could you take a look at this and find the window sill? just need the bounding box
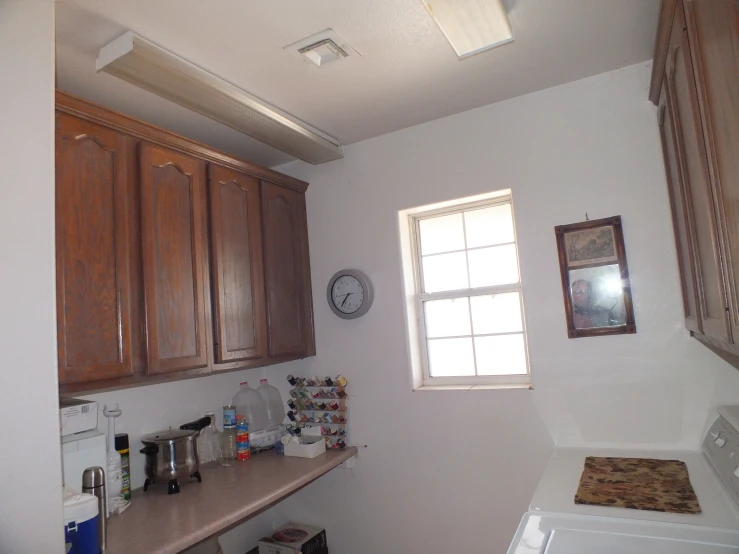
[413,383,532,392]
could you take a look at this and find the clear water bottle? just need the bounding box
[198,411,222,464]
[221,426,237,466]
[258,379,286,427]
[232,381,268,432]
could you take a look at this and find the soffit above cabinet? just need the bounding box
[55,0,659,167]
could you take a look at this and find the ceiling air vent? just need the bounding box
[285,30,358,67]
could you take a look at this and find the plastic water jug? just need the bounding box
[232,381,268,432]
[258,379,286,427]
[64,491,100,554]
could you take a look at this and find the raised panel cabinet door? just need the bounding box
[685,0,739,331]
[56,113,134,384]
[659,88,702,334]
[208,164,267,363]
[261,182,315,358]
[664,4,731,344]
[140,143,209,374]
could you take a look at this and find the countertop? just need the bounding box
[106,448,358,554]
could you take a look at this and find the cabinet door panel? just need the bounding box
[209,164,267,363]
[140,143,209,374]
[261,182,314,358]
[56,113,133,383]
[665,5,731,343]
[659,90,701,334]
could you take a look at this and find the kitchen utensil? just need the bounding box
[81,467,106,552]
[140,416,210,494]
[102,404,124,514]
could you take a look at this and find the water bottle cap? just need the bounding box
[240,381,248,386]
[260,379,268,383]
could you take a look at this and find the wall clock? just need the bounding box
[326,269,374,319]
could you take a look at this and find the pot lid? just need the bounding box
[141,428,196,443]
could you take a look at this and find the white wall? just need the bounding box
[0,1,64,551]
[267,62,739,554]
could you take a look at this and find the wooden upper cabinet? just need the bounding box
[139,143,210,374]
[56,93,315,391]
[659,88,702,334]
[261,181,315,358]
[684,0,739,330]
[208,164,267,363]
[663,2,731,344]
[56,113,134,384]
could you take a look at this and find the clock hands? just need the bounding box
[340,293,352,307]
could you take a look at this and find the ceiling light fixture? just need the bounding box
[422,0,514,59]
[97,32,343,165]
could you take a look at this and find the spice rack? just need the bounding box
[285,375,349,451]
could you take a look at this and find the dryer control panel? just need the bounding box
[703,406,739,508]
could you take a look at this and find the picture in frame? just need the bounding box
[554,216,636,338]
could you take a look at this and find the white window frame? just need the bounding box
[400,192,531,390]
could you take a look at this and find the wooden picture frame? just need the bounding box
[555,216,636,338]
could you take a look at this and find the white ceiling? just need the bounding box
[55,0,660,168]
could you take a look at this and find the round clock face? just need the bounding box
[327,269,374,319]
[331,275,364,314]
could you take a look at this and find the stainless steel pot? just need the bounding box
[140,416,210,494]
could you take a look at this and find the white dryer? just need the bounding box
[508,406,739,553]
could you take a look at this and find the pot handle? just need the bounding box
[180,416,211,433]
[140,445,159,455]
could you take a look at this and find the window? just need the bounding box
[400,191,530,389]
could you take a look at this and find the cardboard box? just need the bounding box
[283,436,326,459]
[59,398,98,437]
[258,523,327,554]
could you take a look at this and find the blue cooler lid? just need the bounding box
[63,492,99,526]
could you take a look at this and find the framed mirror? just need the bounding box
[554,216,636,338]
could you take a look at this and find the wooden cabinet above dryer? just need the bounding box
[651,0,739,365]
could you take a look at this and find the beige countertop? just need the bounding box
[106,448,358,554]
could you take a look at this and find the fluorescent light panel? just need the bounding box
[97,32,343,165]
[422,0,514,59]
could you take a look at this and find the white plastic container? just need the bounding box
[283,436,326,459]
[59,398,98,437]
[232,381,268,432]
[258,379,286,427]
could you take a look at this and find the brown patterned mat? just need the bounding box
[574,457,701,514]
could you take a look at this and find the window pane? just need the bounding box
[475,334,527,375]
[422,251,469,292]
[428,338,475,377]
[419,213,465,255]
[468,244,519,287]
[470,292,522,335]
[425,298,471,338]
[464,204,514,248]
